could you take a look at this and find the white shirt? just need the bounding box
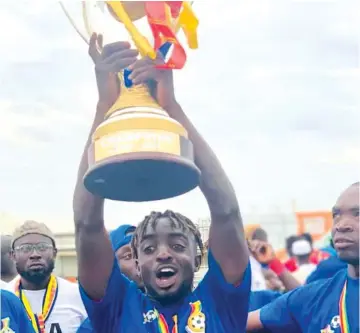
[292,263,317,284]
[250,256,267,291]
[0,279,8,289]
[6,277,87,333]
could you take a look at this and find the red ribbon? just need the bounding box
[145,1,187,69]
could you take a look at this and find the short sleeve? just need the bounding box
[260,289,302,333]
[196,251,251,332]
[79,258,130,332]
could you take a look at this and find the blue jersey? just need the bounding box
[260,269,359,333]
[249,290,282,311]
[1,289,35,332]
[76,318,92,333]
[80,251,251,333]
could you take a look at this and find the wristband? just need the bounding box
[268,258,286,276]
[284,258,298,272]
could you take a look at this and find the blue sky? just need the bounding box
[1,1,359,233]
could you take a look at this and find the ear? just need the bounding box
[10,249,16,262]
[53,248,58,259]
[135,258,141,277]
[194,254,202,272]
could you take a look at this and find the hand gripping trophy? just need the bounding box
[60,1,200,202]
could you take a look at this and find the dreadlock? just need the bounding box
[131,210,204,264]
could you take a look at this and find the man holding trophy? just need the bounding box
[66,2,251,332]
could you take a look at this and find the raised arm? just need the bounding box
[129,57,248,284]
[73,34,138,299]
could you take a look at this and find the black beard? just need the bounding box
[16,260,55,286]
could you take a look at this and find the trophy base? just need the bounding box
[83,152,200,202]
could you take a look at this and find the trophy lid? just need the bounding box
[109,1,146,22]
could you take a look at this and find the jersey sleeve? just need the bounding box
[78,258,130,332]
[196,250,251,332]
[259,288,302,333]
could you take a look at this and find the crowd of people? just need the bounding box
[1,34,359,333]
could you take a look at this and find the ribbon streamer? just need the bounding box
[146,1,187,70]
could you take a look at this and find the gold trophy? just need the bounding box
[60,2,200,202]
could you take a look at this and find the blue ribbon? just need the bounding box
[124,42,172,88]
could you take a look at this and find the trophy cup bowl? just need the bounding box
[60,1,200,202]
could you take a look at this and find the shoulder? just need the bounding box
[306,257,347,284]
[57,277,86,312]
[284,269,346,306]
[0,279,8,289]
[57,276,78,287]
[4,278,17,292]
[1,290,23,311]
[57,277,83,295]
[1,289,19,302]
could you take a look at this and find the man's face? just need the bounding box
[137,217,197,305]
[12,234,56,284]
[115,244,142,287]
[332,184,359,265]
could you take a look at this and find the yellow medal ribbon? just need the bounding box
[15,274,58,333]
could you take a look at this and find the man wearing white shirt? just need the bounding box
[6,220,86,333]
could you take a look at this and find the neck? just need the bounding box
[347,264,359,279]
[21,275,51,290]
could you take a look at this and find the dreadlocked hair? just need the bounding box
[131,210,205,263]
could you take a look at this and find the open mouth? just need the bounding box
[155,266,178,289]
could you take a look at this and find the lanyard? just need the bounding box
[15,275,58,333]
[339,281,350,333]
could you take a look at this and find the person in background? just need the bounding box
[289,233,317,283]
[284,233,318,283]
[1,235,17,285]
[247,182,359,332]
[249,237,300,292]
[247,236,301,313]
[7,220,87,333]
[74,34,250,333]
[1,289,36,332]
[77,224,142,333]
[245,225,268,291]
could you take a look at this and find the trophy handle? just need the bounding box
[59,2,89,45]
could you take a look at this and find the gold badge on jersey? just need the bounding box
[185,301,206,333]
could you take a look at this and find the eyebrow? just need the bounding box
[140,232,188,243]
[332,206,359,211]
